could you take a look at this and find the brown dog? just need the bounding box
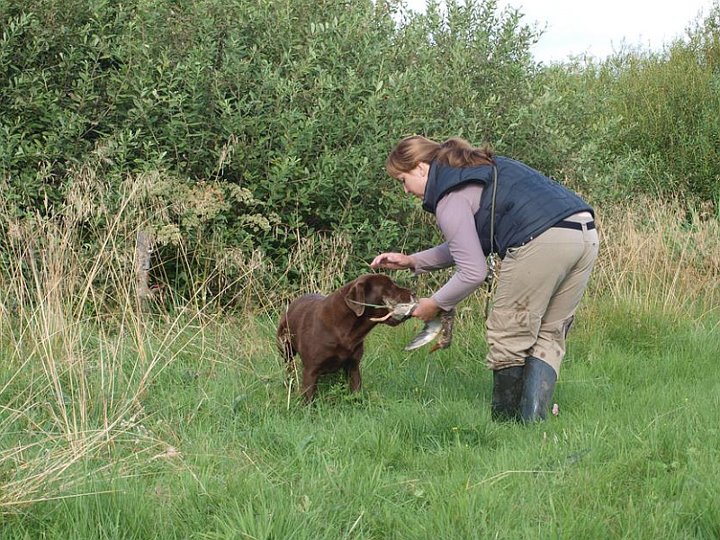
[277,274,413,402]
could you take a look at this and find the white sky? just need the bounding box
[404,0,714,63]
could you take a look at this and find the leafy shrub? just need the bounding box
[0,0,545,297]
[1,0,718,303]
[545,4,720,205]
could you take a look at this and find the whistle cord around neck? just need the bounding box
[345,299,388,309]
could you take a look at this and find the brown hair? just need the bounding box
[385,135,494,177]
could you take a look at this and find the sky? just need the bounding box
[404,0,714,63]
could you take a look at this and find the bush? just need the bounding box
[547,4,720,205]
[1,0,718,303]
[1,0,545,297]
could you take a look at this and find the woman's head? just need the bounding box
[386,135,494,179]
[385,136,442,178]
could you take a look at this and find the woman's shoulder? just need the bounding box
[437,184,483,214]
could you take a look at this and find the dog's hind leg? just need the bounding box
[301,367,319,403]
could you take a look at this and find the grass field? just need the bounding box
[1,302,719,539]
[1,201,719,539]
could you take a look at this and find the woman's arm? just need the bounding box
[431,184,488,310]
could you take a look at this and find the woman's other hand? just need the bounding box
[412,297,440,322]
[370,252,415,271]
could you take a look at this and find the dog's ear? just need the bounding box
[344,280,366,316]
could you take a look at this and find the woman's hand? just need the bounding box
[412,297,440,322]
[370,252,415,271]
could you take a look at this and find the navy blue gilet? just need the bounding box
[421,157,594,258]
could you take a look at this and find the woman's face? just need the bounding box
[396,162,429,199]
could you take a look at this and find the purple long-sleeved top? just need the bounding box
[412,184,488,310]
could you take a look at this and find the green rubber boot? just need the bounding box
[519,357,557,422]
[491,366,524,422]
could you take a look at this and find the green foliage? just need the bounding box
[1,0,719,299]
[536,4,720,204]
[0,0,544,295]
[603,45,720,202]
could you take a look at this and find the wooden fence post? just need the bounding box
[135,230,154,305]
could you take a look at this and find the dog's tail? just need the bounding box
[276,316,295,373]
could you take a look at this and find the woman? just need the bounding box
[371,135,599,422]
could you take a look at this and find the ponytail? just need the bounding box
[436,137,495,168]
[386,135,494,177]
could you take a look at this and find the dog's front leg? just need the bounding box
[345,354,362,393]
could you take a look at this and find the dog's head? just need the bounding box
[344,274,414,326]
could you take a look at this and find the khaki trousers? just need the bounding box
[486,223,599,375]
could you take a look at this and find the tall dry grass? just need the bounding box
[592,198,719,321]
[0,170,231,511]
